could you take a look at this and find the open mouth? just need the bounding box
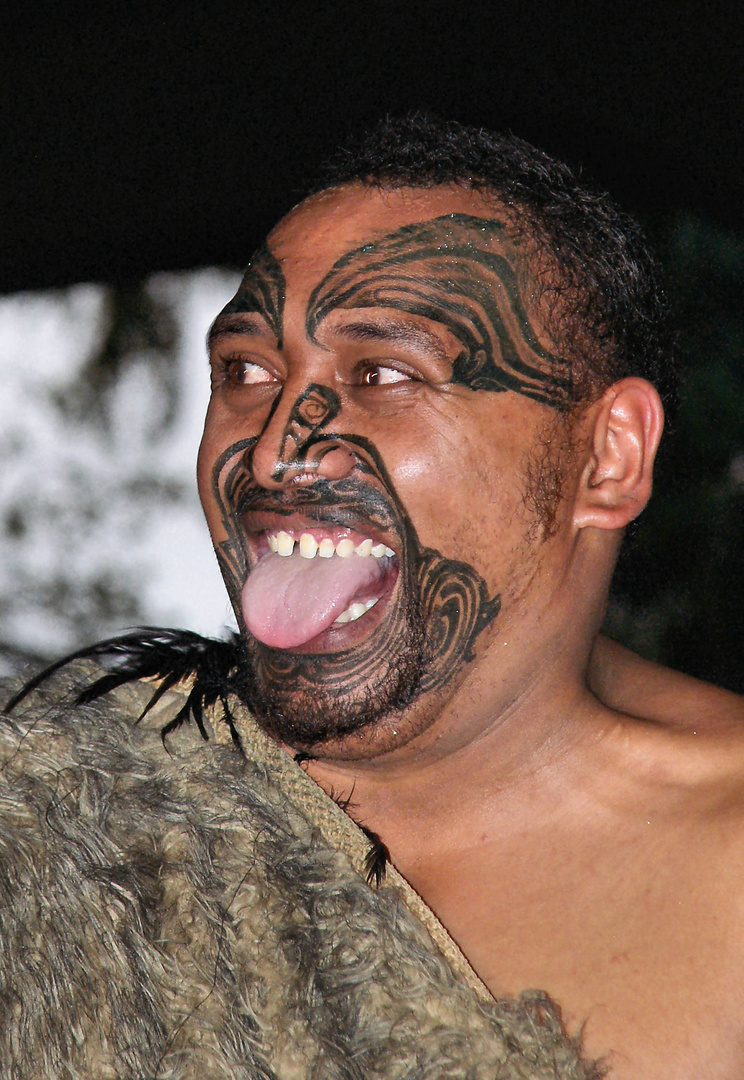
[240,518,400,652]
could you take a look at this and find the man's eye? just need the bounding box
[360,364,412,386]
[222,358,276,386]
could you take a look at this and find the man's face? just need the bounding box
[198,185,572,754]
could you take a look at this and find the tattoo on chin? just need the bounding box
[205,210,576,746]
[211,434,500,748]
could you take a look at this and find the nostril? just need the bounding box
[270,458,315,484]
[311,442,357,481]
[245,382,350,489]
[268,443,356,485]
[248,438,357,488]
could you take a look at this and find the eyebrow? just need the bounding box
[331,319,452,361]
[207,313,275,351]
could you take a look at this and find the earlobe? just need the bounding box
[573,378,664,531]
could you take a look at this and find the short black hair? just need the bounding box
[310,114,676,409]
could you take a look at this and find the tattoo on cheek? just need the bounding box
[415,548,500,694]
[210,424,501,709]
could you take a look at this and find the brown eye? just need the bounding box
[225,359,275,386]
[360,364,411,386]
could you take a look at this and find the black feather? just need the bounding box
[6,628,390,885]
[360,825,389,887]
[318,784,387,885]
[4,627,245,750]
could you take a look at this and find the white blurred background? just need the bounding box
[2,223,744,691]
[0,270,241,675]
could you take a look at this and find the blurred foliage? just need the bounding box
[2,231,741,692]
[0,277,190,667]
[606,216,744,692]
[56,281,180,430]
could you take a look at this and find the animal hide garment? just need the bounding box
[0,657,601,1079]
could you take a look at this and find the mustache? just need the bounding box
[232,472,401,534]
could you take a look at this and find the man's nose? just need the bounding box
[247,381,358,489]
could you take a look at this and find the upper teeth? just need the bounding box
[268,531,395,560]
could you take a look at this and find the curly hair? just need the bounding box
[310,114,676,410]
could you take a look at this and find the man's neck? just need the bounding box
[303,652,608,851]
[302,536,617,852]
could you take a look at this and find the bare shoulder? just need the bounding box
[588,635,744,816]
[589,634,744,732]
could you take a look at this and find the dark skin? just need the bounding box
[207,211,552,747]
[199,183,744,1078]
[211,429,500,746]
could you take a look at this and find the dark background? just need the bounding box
[2,0,744,688]
[3,0,742,290]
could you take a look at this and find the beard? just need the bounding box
[232,584,427,751]
[213,437,501,752]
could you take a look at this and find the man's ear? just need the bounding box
[573,378,664,530]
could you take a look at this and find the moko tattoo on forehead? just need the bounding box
[306,213,571,408]
[211,424,500,746]
[221,243,286,346]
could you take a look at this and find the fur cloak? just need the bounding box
[0,661,600,1079]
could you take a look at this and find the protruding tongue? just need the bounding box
[242,551,387,649]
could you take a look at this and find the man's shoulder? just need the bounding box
[597,654,744,822]
[640,664,744,735]
[0,633,603,1080]
[591,636,744,732]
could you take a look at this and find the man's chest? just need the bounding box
[404,829,744,1078]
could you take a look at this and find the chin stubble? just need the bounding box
[233,590,427,749]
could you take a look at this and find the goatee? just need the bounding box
[233,603,426,750]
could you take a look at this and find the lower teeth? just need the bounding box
[334,597,379,624]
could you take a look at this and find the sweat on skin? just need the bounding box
[200,193,571,749]
[199,183,744,1079]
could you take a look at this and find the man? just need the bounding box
[3,117,743,1079]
